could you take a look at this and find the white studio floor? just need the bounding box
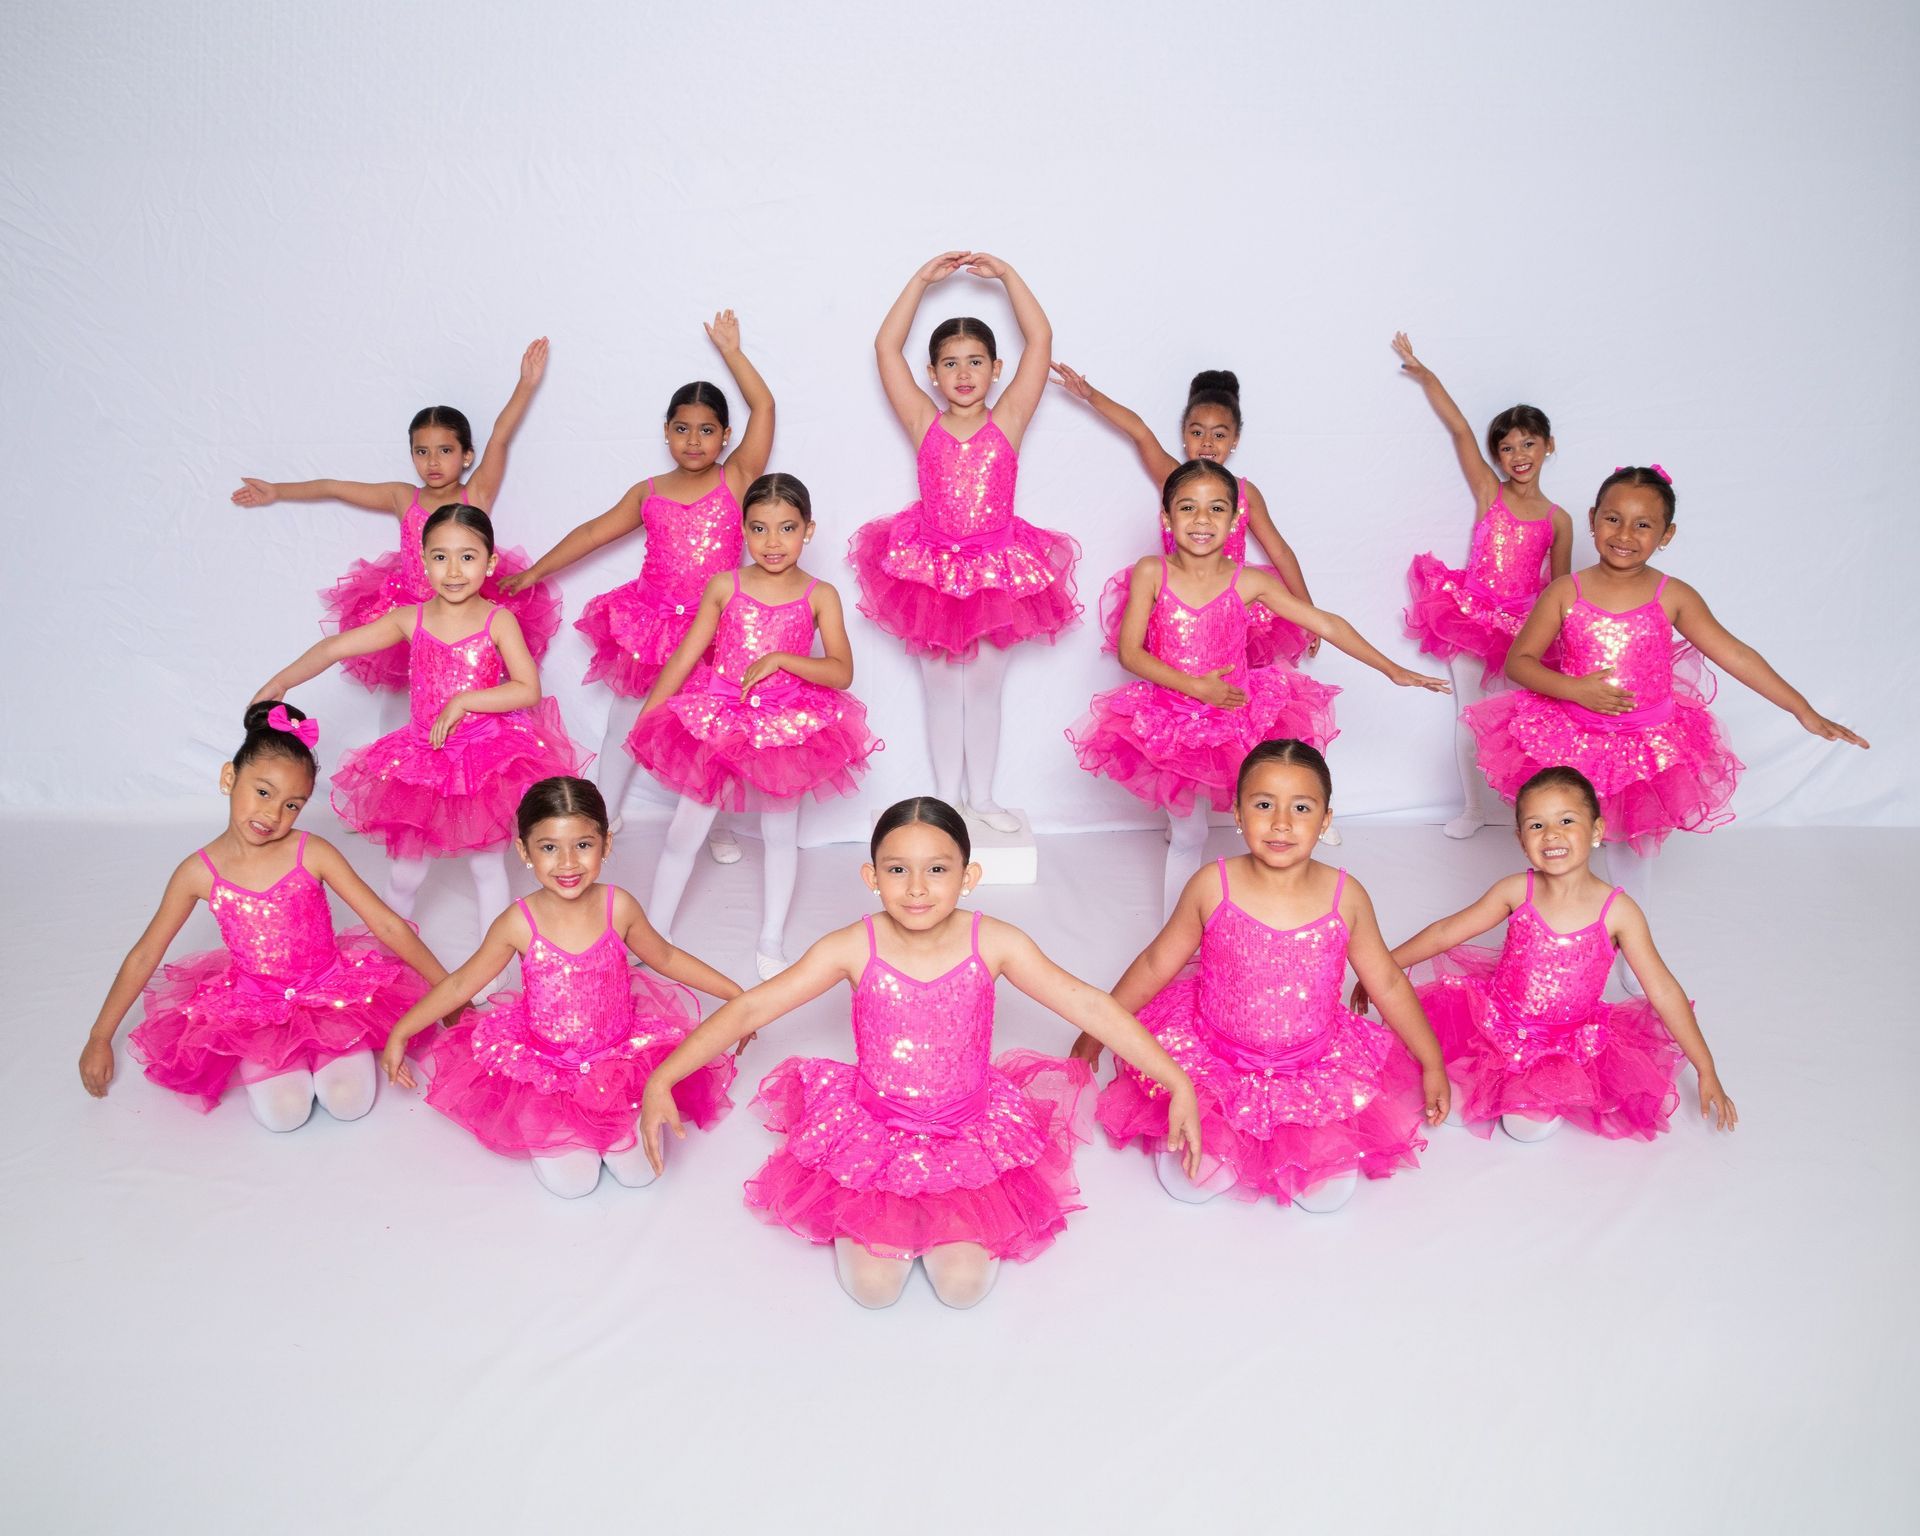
[5,811,1913,1535]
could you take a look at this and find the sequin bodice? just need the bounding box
[1559,575,1674,712]
[517,890,633,1057]
[917,418,1018,541]
[1146,563,1250,677]
[638,481,744,608]
[388,489,468,603]
[200,835,337,982]
[408,607,504,729]
[1197,864,1350,1060]
[1490,876,1619,1033]
[712,578,816,684]
[852,914,994,1110]
[1465,496,1555,603]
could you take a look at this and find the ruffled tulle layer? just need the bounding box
[574,578,710,699]
[1067,666,1340,814]
[425,972,734,1157]
[743,1049,1093,1261]
[127,933,431,1111]
[1463,684,1743,853]
[1402,553,1540,687]
[625,669,882,813]
[1096,971,1428,1202]
[1416,945,1683,1140]
[1097,564,1311,669]
[330,698,589,859]
[847,509,1081,661]
[321,546,562,693]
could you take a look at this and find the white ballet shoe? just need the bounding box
[1156,1151,1230,1204]
[755,950,789,981]
[1319,822,1343,846]
[1501,1112,1563,1143]
[1293,1170,1358,1213]
[964,803,1022,835]
[707,827,743,864]
[1442,808,1485,839]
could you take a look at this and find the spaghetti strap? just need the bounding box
[1652,574,1670,599]
[968,909,983,958]
[1570,573,1583,601]
[603,883,617,932]
[196,849,219,879]
[1524,868,1535,904]
[482,606,498,636]
[1157,556,1171,595]
[518,898,539,939]
[1329,867,1348,915]
[802,577,819,601]
[1599,886,1624,921]
[861,913,878,958]
[412,602,426,636]
[1216,858,1232,901]
[294,831,309,869]
[459,486,469,506]
[731,569,742,597]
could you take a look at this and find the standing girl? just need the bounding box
[627,474,882,979]
[1068,459,1448,920]
[380,778,741,1199]
[848,252,1079,833]
[1076,740,1447,1212]
[639,798,1202,1310]
[1392,334,1573,837]
[1049,361,1318,668]
[503,313,773,842]
[253,506,587,938]
[232,338,561,692]
[1363,766,1736,1142]
[78,703,445,1131]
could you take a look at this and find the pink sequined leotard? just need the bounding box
[1097,861,1428,1202]
[427,884,734,1157]
[1404,494,1557,685]
[128,833,431,1111]
[625,572,882,812]
[1463,573,1743,851]
[847,415,1080,660]
[744,912,1093,1261]
[576,478,746,698]
[1066,560,1340,813]
[329,605,586,859]
[321,488,562,693]
[1415,871,1684,1139]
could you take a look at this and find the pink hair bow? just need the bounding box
[1614,463,1674,485]
[267,704,320,748]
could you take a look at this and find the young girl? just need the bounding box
[78,703,446,1130]
[1364,766,1736,1142]
[379,778,741,1199]
[232,338,561,692]
[1391,334,1574,838]
[503,313,773,843]
[1465,466,1866,946]
[639,797,1203,1310]
[1067,459,1449,920]
[848,252,1079,833]
[253,506,588,937]
[1049,361,1318,669]
[627,474,882,980]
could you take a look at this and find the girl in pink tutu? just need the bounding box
[78,703,447,1130]
[232,338,561,693]
[849,252,1079,834]
[1077,741,1447,1211]
[1391,334,1574,838]
[639,797,1202,1310]
[379,778,741,1198]
[254,506,588,940]
[504,312,773,845]
[627,474,882,980]
[1465,466,1866,949]
[1363,766,1736,1142]
[1067,459,1450,920]
[1049,361,1320,672]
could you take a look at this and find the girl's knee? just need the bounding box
[834,1240,912,1309]
[532,1150,603,1199]
[245,1070,315,1133]
[313,1052,377,1122]
[923,1244,1000,1310]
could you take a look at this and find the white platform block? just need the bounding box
[868,806,1038,885]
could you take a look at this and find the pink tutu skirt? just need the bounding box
[625,667,882,814]
[1097,970,1428,1201]
[1097,564,1311,669]
[1416,945,1684,1139]
[1463,671,1742,853]
[1402,553,1542,687]
[322,547,561,693]
[330,699,588,859]
[426,972,734,1158]
[128,933,431,1111]
[743,1050,1093,1261]
[1066,666,1339,815]
[574,577,710,699]
[847,505,1081,661]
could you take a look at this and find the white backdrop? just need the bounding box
[3,0,1912,833]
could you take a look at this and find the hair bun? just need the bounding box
[243,699,305,734]
[1188,368,1240,401]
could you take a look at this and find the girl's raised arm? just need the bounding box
[1341,879,1449,1124]
[79,856,209,1096]
[378,909,525,1089]
[1047,362,1180,482]
[1392,332,1501,513]
[1669,579,1868,747]
[709,311,776,490]
[1240,569,1449,692]
[466,337,549,510]
[1609,896,1736,1129]
[965,254,1052,446]
[876,252,970,439]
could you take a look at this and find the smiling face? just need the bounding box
[1494,425,1551,486]
[422,517,498,602]
[1182,402,1241,464]
[1588,483,1675,573]
[1234,760,1331,870]
[411,424,471,494]
[1162,475,1237,558]
[219,754,314,846]
[862,821,980,932]
[516,813,607,899]
[744,498,812,574]
[927,335,1001,408]
[1515,784,1603,876]
[665,403,729,472]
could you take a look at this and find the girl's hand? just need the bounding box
[232,477,278,508]
[430,694,470,749]
[520,336,549,386]
[380,1039,416,1091]
[916,250,972,284]
[1698,1073,1738,1131]
[496,570,537,595]
[704,309,741,353]
[1389,665,1452,693]
[1348,979,1373,1014]
[1192,668,1248,710]
[963,252,1009,280]
[731,1031,759,1057]
[1421,1063,1451,1126]
[1391,331,1432,383]
[1795,708,1869,749]
[640,1079,684,1175]
[79,1040,114,1097]
[739,653,789,696]
[1164,1087,1205,1180]
[1069,1030,1104,1068]
[1049,362,1094,402]
[1569,666,1635,715]
[1304,634,1322,659]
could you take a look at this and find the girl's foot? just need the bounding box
[1292,1170,1358,1213]
[964,802,1022,835]
[1442,808,1484,839]
[708,826,743,864]
[1501,1112,1563,1143]
[755,950,789,981]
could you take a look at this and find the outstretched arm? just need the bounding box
[378,912,524,1089]
[1240,569,1449,692]
[251,609,413,702]
[1047,362,1181,483]
[963,254,1051,447]
[1242,479,1320,657]
[501,481,648,591]
[1343,881,1449,1124]
[306,837,449,989]
[875,251,970,440]
[1391,332,1501,513]
[709,311,775,489]
[1670,580,1868,747]
[79,857,207,1096]
[1610,896,1736,1129]
[231,476,412,516]
[1351,876,1522,1012]
[1072,867,1210,1065]
[614,888,743,1002]
[465,337,549,510]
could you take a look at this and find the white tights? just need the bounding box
[594,696,647,822]
[532,1118,665,1199]
[832,1238,1001,1310]
[649,796,801,961]
[1165,805,1212,921]
[919,647,1013,813]
[1156,1150,1239,1204]
[1608,842,1658,995]
[243,1051,378,1133]
[1444,655,1504,834]
[385,851,511,945]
